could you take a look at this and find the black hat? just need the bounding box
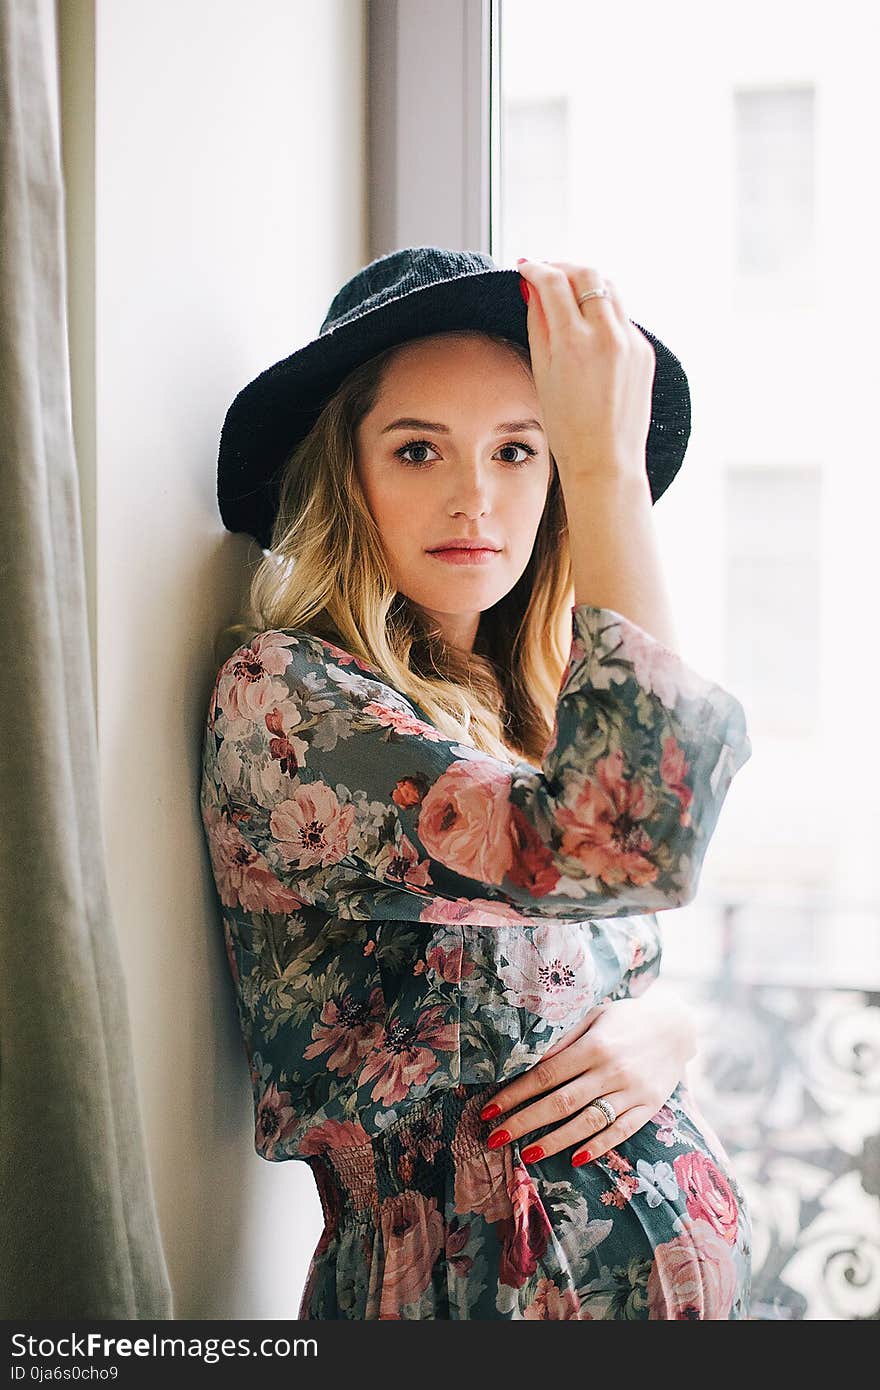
[217,246,691,551]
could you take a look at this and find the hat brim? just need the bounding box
[217,267,690,550]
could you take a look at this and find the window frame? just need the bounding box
[366,0,501,257]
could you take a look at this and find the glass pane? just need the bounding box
[497,0,880,1321]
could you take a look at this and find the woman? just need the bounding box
[200,247,753,1319]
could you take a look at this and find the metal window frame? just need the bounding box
[367,0,501,259]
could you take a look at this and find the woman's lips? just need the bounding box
[426,548,500,565]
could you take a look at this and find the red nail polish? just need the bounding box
[572,1149,593,1167]
[518,277,530,304]
[480,1102,502,1121]
[487,1128,511,1150]
[516,257,528,264]
[521,1144,545,1164]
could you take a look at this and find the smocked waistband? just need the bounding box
[306,1083,505,1225]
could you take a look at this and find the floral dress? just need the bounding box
[199,603,754,1319]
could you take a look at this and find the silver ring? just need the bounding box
[588,1095,617,1128]
[576,287,611,306]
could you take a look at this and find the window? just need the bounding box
[725,463,822,735]
[369,0,879,1320]
[735,86,816,287]
[496,0,878,1322]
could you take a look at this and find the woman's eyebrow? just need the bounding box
[380,416,545,435]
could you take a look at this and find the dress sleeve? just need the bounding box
[209,602,751,922]
[203,603,751,1112]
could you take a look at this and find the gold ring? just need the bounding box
[576,287,611,305]
[589,1095,617,1128]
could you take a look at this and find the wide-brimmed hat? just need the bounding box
[217,246,691,550]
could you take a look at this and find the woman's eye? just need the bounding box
[394,439,538,468]
[496,442,537,466]
[396,440,438,466]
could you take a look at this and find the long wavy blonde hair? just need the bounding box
[215,329,575,766]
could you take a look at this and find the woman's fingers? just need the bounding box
[518,258,625,333]
[512,1090,630,1165]
[480,1023,608,1122]
[553,260,630,332]
[515,255,654,476]
[570,1103,655,1166]
[485,1068,609,1150]
[518,258,606,339]
[534,1091,629,1162]
[517,258,550,351]
[505,1093,654,1168]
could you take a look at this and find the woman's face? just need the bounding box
[354,333,552,652]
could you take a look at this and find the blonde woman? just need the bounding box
[200,248,753,1319]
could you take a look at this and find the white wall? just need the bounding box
[61,0,368,1319]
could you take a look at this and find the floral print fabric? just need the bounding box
[200,603,753,1318]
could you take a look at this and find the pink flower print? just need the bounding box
[605,1149,633,1175]
[426,943,474,984]
[659,735,695,828]
[217,631,297,723]
[391,774,430,809]
[446,1219,474,1277]
[496,924,598,1023]
[673,1152,739,1245]
[377,1191,445,1318]
[647,1219,739,1319]
[374,833,433,891]
[497,1164,552,1289]
[417,761,515,884]
[599,1171,640,1208]
[555,747,660,888]
[599,1149,639,1206]
[298,1117,372,1155]
[301,986,385,1076]
[263,706,309,776]
[600,1188,628,1210]
[363,701,446,741]
[202,802,305,912]
[523,1278,583,1319]
[358,1005,458,1108]
[613,620,710,711]
[506,803,564,897]
[317,639,381,678]
[419,898,537,926]
[452,1116,512,1224]
[652,1103,682,1148]
[269,782,356,869]
[452,1150,511,1225]
[255,1081,297,1159]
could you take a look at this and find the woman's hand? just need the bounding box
[515,257,656,481]
[480,986,697,1167]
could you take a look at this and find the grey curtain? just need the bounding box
[0,0,172,1318]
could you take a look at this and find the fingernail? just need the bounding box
[516,257,529,264]
[487,1128,511,1150]
[521,1144,545,1164]
[480,1102,502,1121]
[518,278,530,304]
[572,1149,593,1167]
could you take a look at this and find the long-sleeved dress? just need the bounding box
[199,602,754,1320]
